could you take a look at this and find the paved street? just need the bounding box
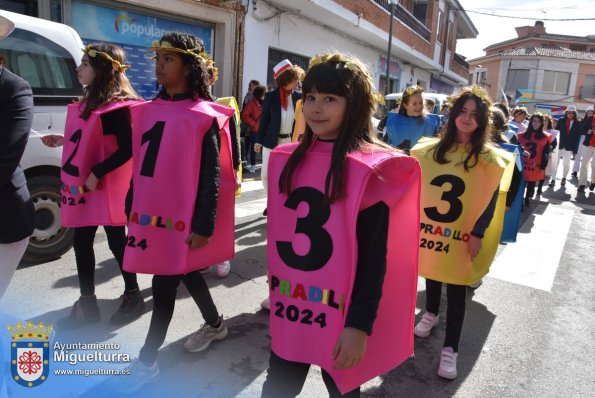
[1,168,595,398]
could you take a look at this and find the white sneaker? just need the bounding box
[414,312,439,337]
[260,297,270,311]
[184,316,228,352]
[215,261,231,278]
[111,358,159,393]
[437,347,458,379]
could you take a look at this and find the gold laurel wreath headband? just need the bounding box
[147,40,210,62]
[82,45,130,73]
[206,58,219,80]
[309,54,385,106]
[469,85,491,104]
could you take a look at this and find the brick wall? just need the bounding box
[333,0,433,59]
[450,58,469,81]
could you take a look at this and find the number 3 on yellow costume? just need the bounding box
[411,138,513,285]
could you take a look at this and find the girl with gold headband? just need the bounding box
[114,32,236,393]
[41,43,144,328]
[385,85,441,151]
[411,86,513,380]
[261,52,420,397]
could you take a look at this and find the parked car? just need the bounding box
[0,10,83,263]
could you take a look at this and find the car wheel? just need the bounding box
[21,175,74,264]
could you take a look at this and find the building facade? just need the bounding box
[3,0,479,103]
[469,21,595,113]
[242,0,477,100]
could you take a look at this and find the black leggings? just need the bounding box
[261,351,360,398]
[425,278,467,352]
[245,133,257,166]
[73,226,138,296]
[138,271,219,364]
[525,181,536,199]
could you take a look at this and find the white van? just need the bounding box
[0,10,83,263]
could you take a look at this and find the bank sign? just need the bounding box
[71,1,214,98]
[71,1,213,52]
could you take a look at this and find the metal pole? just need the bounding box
[385,1,394,96]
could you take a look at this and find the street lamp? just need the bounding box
[385,0,397,96]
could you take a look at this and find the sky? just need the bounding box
[456,0,595,60]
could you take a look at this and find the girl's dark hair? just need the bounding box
[279,55,392,203]
[524,113,546,140]
[252,84,267,102]
[543,114,555,130]
[433,86,493,171]
[78,43,139,120]
[156,32,212,101]
[489,106,508,144]
[493,102,510,119]
[398,85,425,123]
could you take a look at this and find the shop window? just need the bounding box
[505,69,530,92]
[542,70,570,95]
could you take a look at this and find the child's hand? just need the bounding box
[85,172,100,191]
[185,233,210,249]
[468,235,482,259]
[41,134,64,147]
[235,174,242,191]
[332,327,367,369]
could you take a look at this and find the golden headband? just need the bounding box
[148,40,209,61]
[309,53,384,106]
[205,58,219,80]
[466,85,492,105]
[82,45,130,73]
[403,85,424,96]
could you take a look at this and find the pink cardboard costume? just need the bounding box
[123,98,235,275]
[61,101,140,227]
[267,140,420,393]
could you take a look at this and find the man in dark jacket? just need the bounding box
[555,105,581,186]
[0,15,35,299]
[254,59,302,209]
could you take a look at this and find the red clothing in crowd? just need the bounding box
[241,97,263,133]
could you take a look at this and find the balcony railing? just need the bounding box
[453,53,469,70]
[373,0,431,41]
[579,85,595,99]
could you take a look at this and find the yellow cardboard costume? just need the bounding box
[411,138,513,285]
[216,96,242,197]
[292,99,305,143]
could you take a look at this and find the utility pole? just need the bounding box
[385,0,396,96]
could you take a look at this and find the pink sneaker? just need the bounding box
[215,261,231,278]
[414,312,439,337]
[437,347,458,379]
